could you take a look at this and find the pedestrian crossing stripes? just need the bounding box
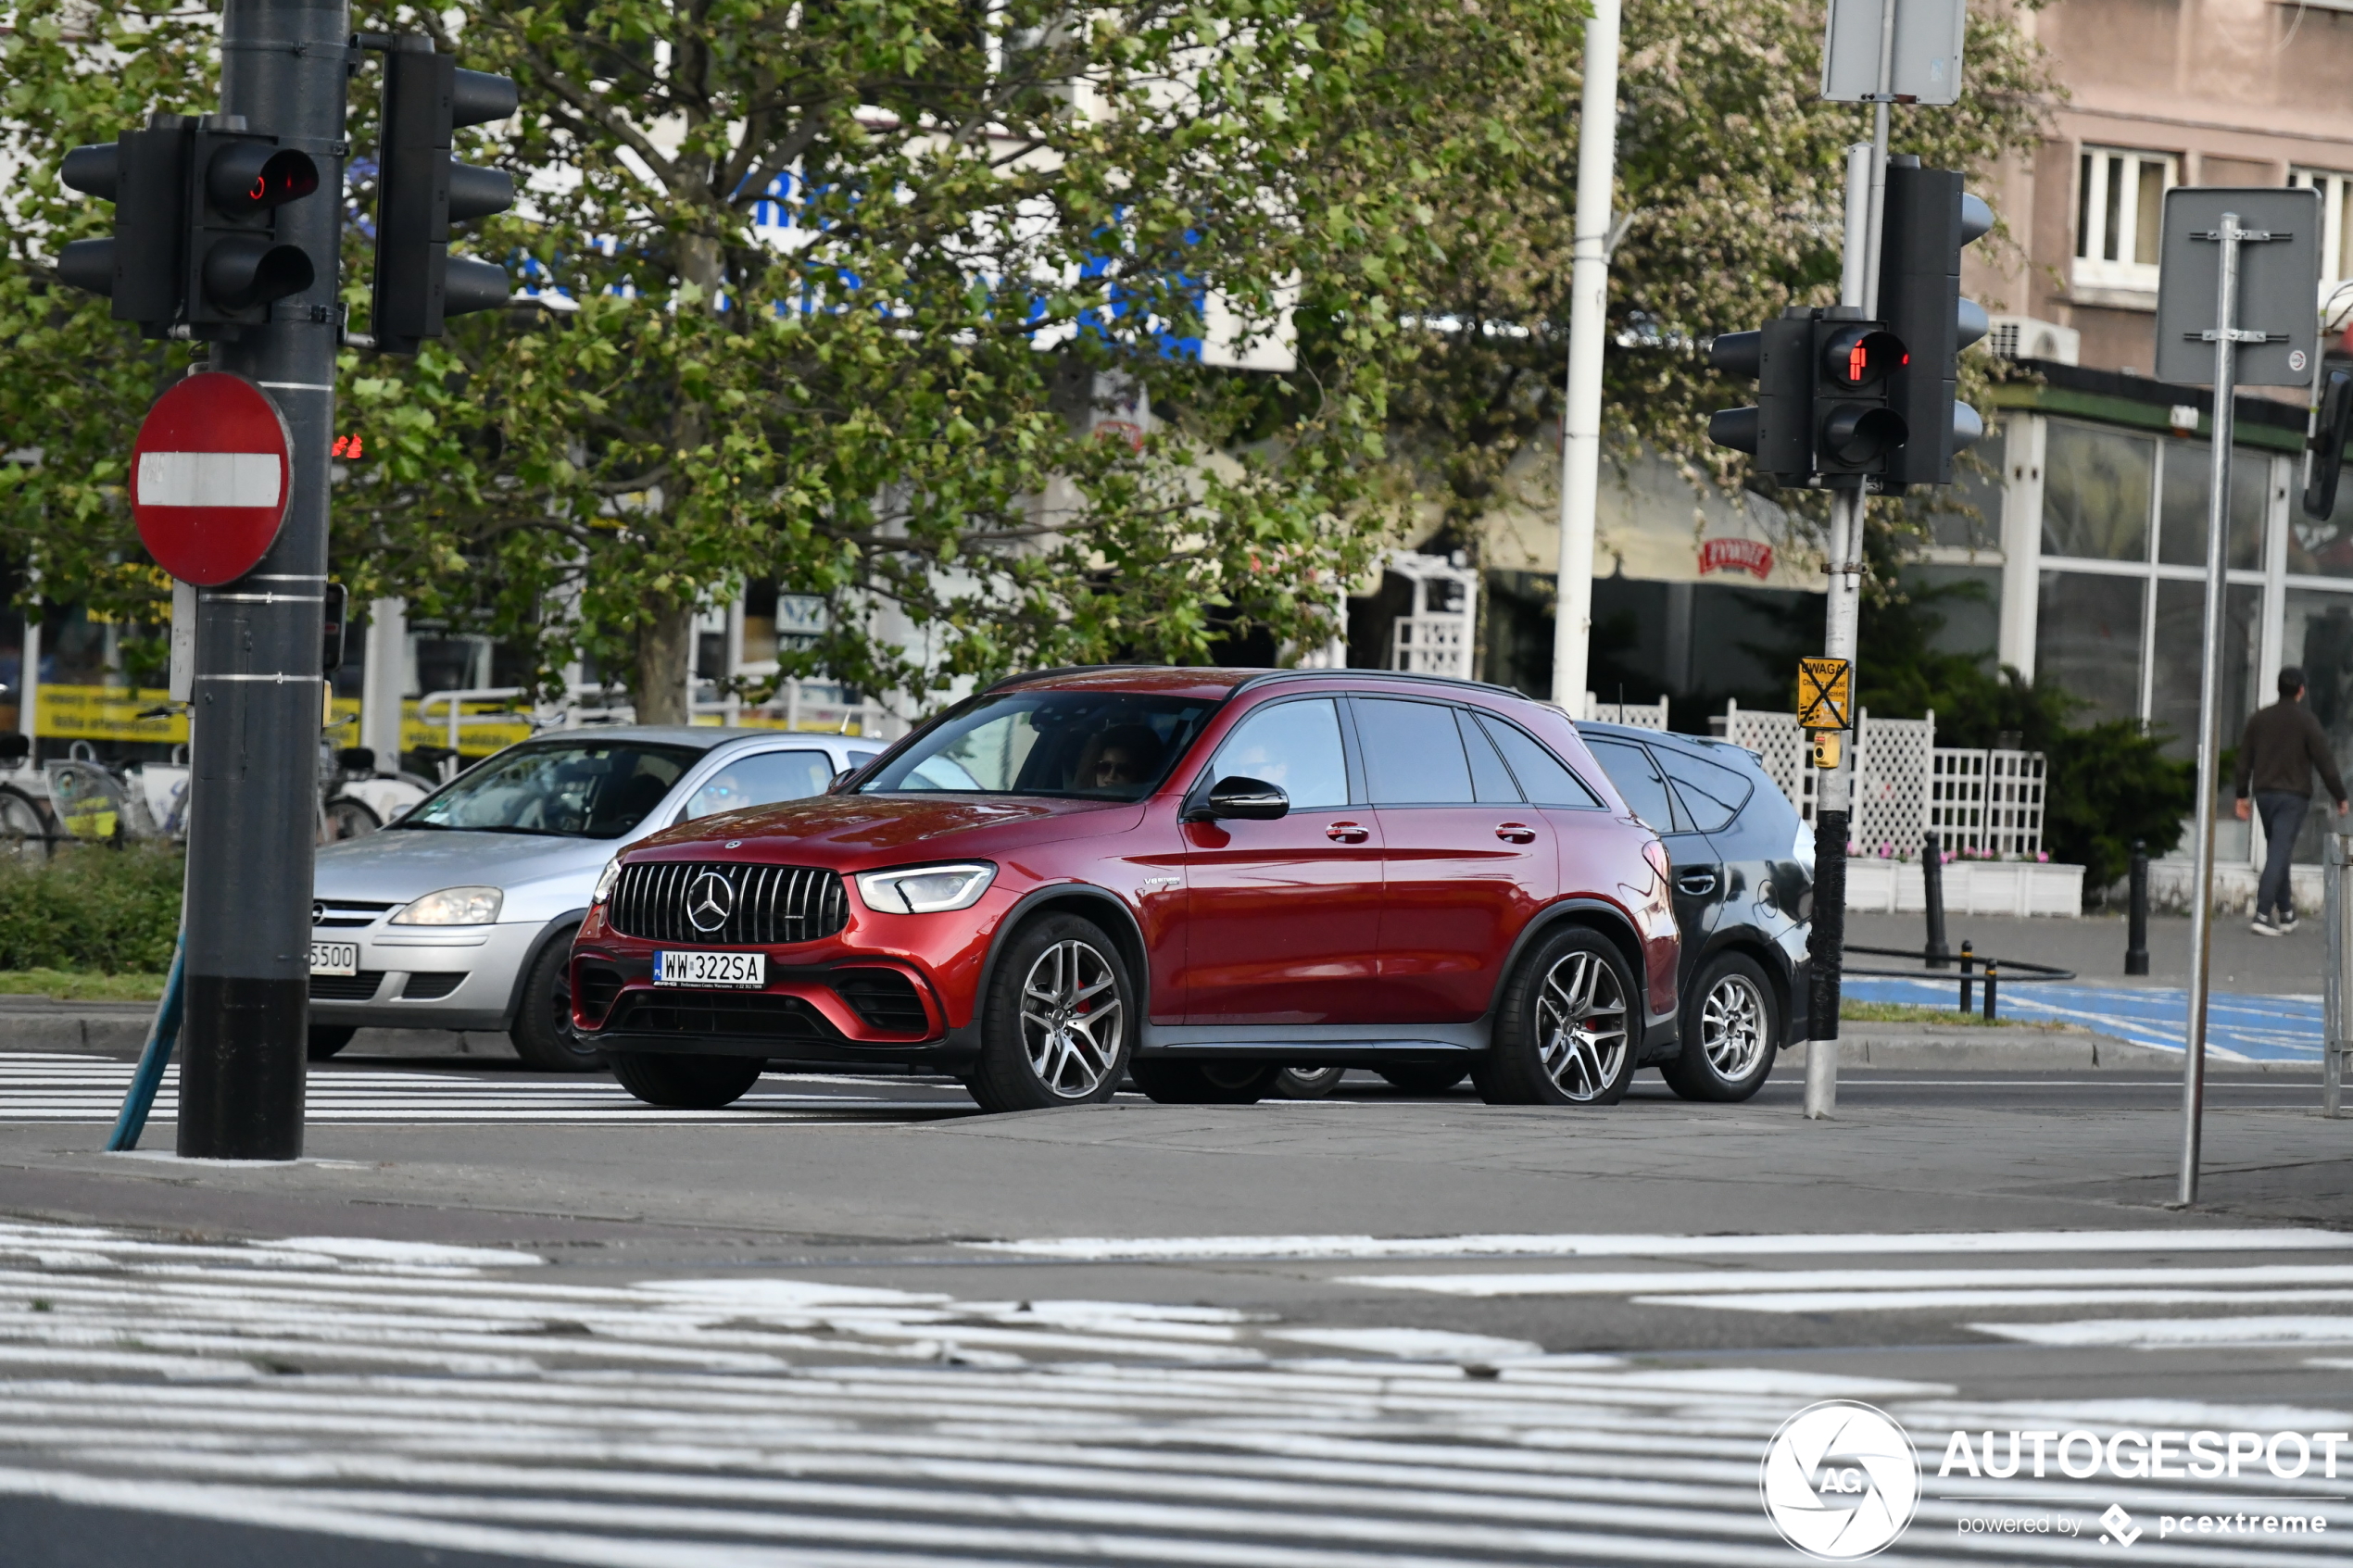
[0,1219,2347,1563]
[0,1053,974,1124]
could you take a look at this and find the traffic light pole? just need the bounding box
[176,0,343,1160]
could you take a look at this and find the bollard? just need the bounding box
[2126,839,2151,977]
[1922,832,1950,970]
[1957,939,1975,1013]
[1982,960,1999,1022]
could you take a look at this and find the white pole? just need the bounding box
[359,597,407,768]
[2181,212,2245,1206]
[1550,0,1621,720]
[17,605,37,744]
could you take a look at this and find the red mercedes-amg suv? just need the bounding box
[572,667,1679,1111]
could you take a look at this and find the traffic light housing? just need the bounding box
[371,43,518,356]
[185,125,320,332]
[57,118,195,337]
[1879,158,1992,486]
[2306,369,2353,521]
[1708,308,1907,483]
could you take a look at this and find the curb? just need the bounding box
[1787,1023,2313,1073]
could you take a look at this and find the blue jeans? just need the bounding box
[2256,790,2309,921]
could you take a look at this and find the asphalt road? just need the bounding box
[1,1049,2348,1566]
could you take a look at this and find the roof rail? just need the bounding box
[984,663,1155,693]
[1229,667,1529,700]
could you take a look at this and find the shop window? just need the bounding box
[2157,443,2268,570]
[2035,571,2145,725]
[2042,421,2152,561]
[2282,588,2353,861]
[2289,168,2353,283]
[2148,580,2259,759]
[2075,147,2174,292]
[2290,459,2353,578]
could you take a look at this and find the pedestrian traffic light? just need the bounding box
[1878,158,1992,486]
[1810,312,1908,477]
[184,122,320,332]
[2306,369,2353,520]
[1707,312,1817,482]
[370,42,518,356]
[56,117,195,338]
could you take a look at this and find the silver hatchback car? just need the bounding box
[308,726,883,1068]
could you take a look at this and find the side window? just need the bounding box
[684,750,835,820]
[1212,698,1350,809]
[1355,698,1475,805]
[1457,710,1521,803]
[1478,715,1602,808]
[1584,737,1683,833]
[1655,746,1755,834]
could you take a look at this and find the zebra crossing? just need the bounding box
[0,1218,2347,1563]
[0,1052,975,1124]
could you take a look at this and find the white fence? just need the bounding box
[417,678,902,753]
[1585,695,1670,730]
[1718,702,2045,858]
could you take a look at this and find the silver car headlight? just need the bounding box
[391,884,505,925]
[591,857,623,907]
[855,862,997,915]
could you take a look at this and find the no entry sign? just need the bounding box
[130,371,294,585]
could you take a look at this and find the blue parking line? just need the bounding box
[1841,977,2322,1062]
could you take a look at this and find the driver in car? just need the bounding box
[1073,724,1164,795]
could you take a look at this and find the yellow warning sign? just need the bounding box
[1797,658,1852,732]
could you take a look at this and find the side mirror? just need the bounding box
[1189,775,1289,822]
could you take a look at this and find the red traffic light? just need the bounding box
[206,144,320,213]
[1822,327,1906,390]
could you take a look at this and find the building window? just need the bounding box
[2074,147,2175,293]
[2289,168,2353,284]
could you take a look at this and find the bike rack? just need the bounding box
[1840,942,2076,1022]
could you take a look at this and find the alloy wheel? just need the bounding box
[1018,938,1124,1098]
[1700,972,1768,1083]
[1534,948,1629,1102]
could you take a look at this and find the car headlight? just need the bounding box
[855,862,997,915]
[591,858,623,907]
[390,885,504,925]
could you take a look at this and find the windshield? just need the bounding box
[396,740,700,839]
[859,690,1218,801]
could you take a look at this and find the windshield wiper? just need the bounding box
[390,821,578,838]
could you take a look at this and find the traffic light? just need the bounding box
[184,123,320,332]
[57,117,195,337]
[1878,158,1992,486]
[1809,312,1908,478]
[2306,369,2353,521]
[1708,307,1906,483]
[371,43,518,356]
[1707,313,1816,480]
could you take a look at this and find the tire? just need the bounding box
[1663,951,1779,1103]
[307,1025,356,1061]
[1376,1063,1470,1095]
[509,930,607,1072]
[1129,1060,1278,1105]
[1269,1064,1345,1099]
[320,796,382,843]
[965,914,1134,1112]
[610,1050,764,1109]
[1473,925,1639,1107]
[0,784,51,861]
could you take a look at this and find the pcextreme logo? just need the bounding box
[1759,1400,1922,1561]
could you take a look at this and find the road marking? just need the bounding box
[1344,1263,2353,1297]
[1970,1315,2353,1348]
[972,1227,2348,1262]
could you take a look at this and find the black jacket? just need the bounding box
[2235,700,2348,802]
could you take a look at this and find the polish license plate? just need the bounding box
[654,950,766,989]
[308,942,359,978]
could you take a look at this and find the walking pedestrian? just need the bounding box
[2233,666,2349,935]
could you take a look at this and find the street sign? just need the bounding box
[1821,0,1966,106]
[1798,657,1852,732]
[129,371,293,585]
[2155,187,2321,388]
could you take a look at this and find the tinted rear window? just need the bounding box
[1478,715,1602,808]
[1356,698,1476,804]
[1655,746,1755,834]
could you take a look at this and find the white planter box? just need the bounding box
[1841,860,2085,917]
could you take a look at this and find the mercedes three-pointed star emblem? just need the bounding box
[686,870,736,933]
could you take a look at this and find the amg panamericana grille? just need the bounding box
[608,860,849,947]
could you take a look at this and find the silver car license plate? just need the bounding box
[654,950,765,989]
[309,942,359,977]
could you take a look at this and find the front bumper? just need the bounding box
[307,920,545,1033]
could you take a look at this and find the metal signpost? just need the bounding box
[2327,832,2352,1119]
[2153,186,2320,1202]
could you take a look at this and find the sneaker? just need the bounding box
[2280,911,2301,934]
[2252,917,2283,936]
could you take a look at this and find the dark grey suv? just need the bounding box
[1579,721,1813,1101]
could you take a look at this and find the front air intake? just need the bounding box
[607,861,849,947]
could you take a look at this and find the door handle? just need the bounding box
[1678,870,1718,896]
[1494,822,1536,844]
[1326,821,1369,844]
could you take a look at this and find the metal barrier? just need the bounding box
[1841,942,2076,1022]
[2325,834,2353,1117]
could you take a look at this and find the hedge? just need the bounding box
[0,845,183,973]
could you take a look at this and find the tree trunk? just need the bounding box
[631,597,695,726]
